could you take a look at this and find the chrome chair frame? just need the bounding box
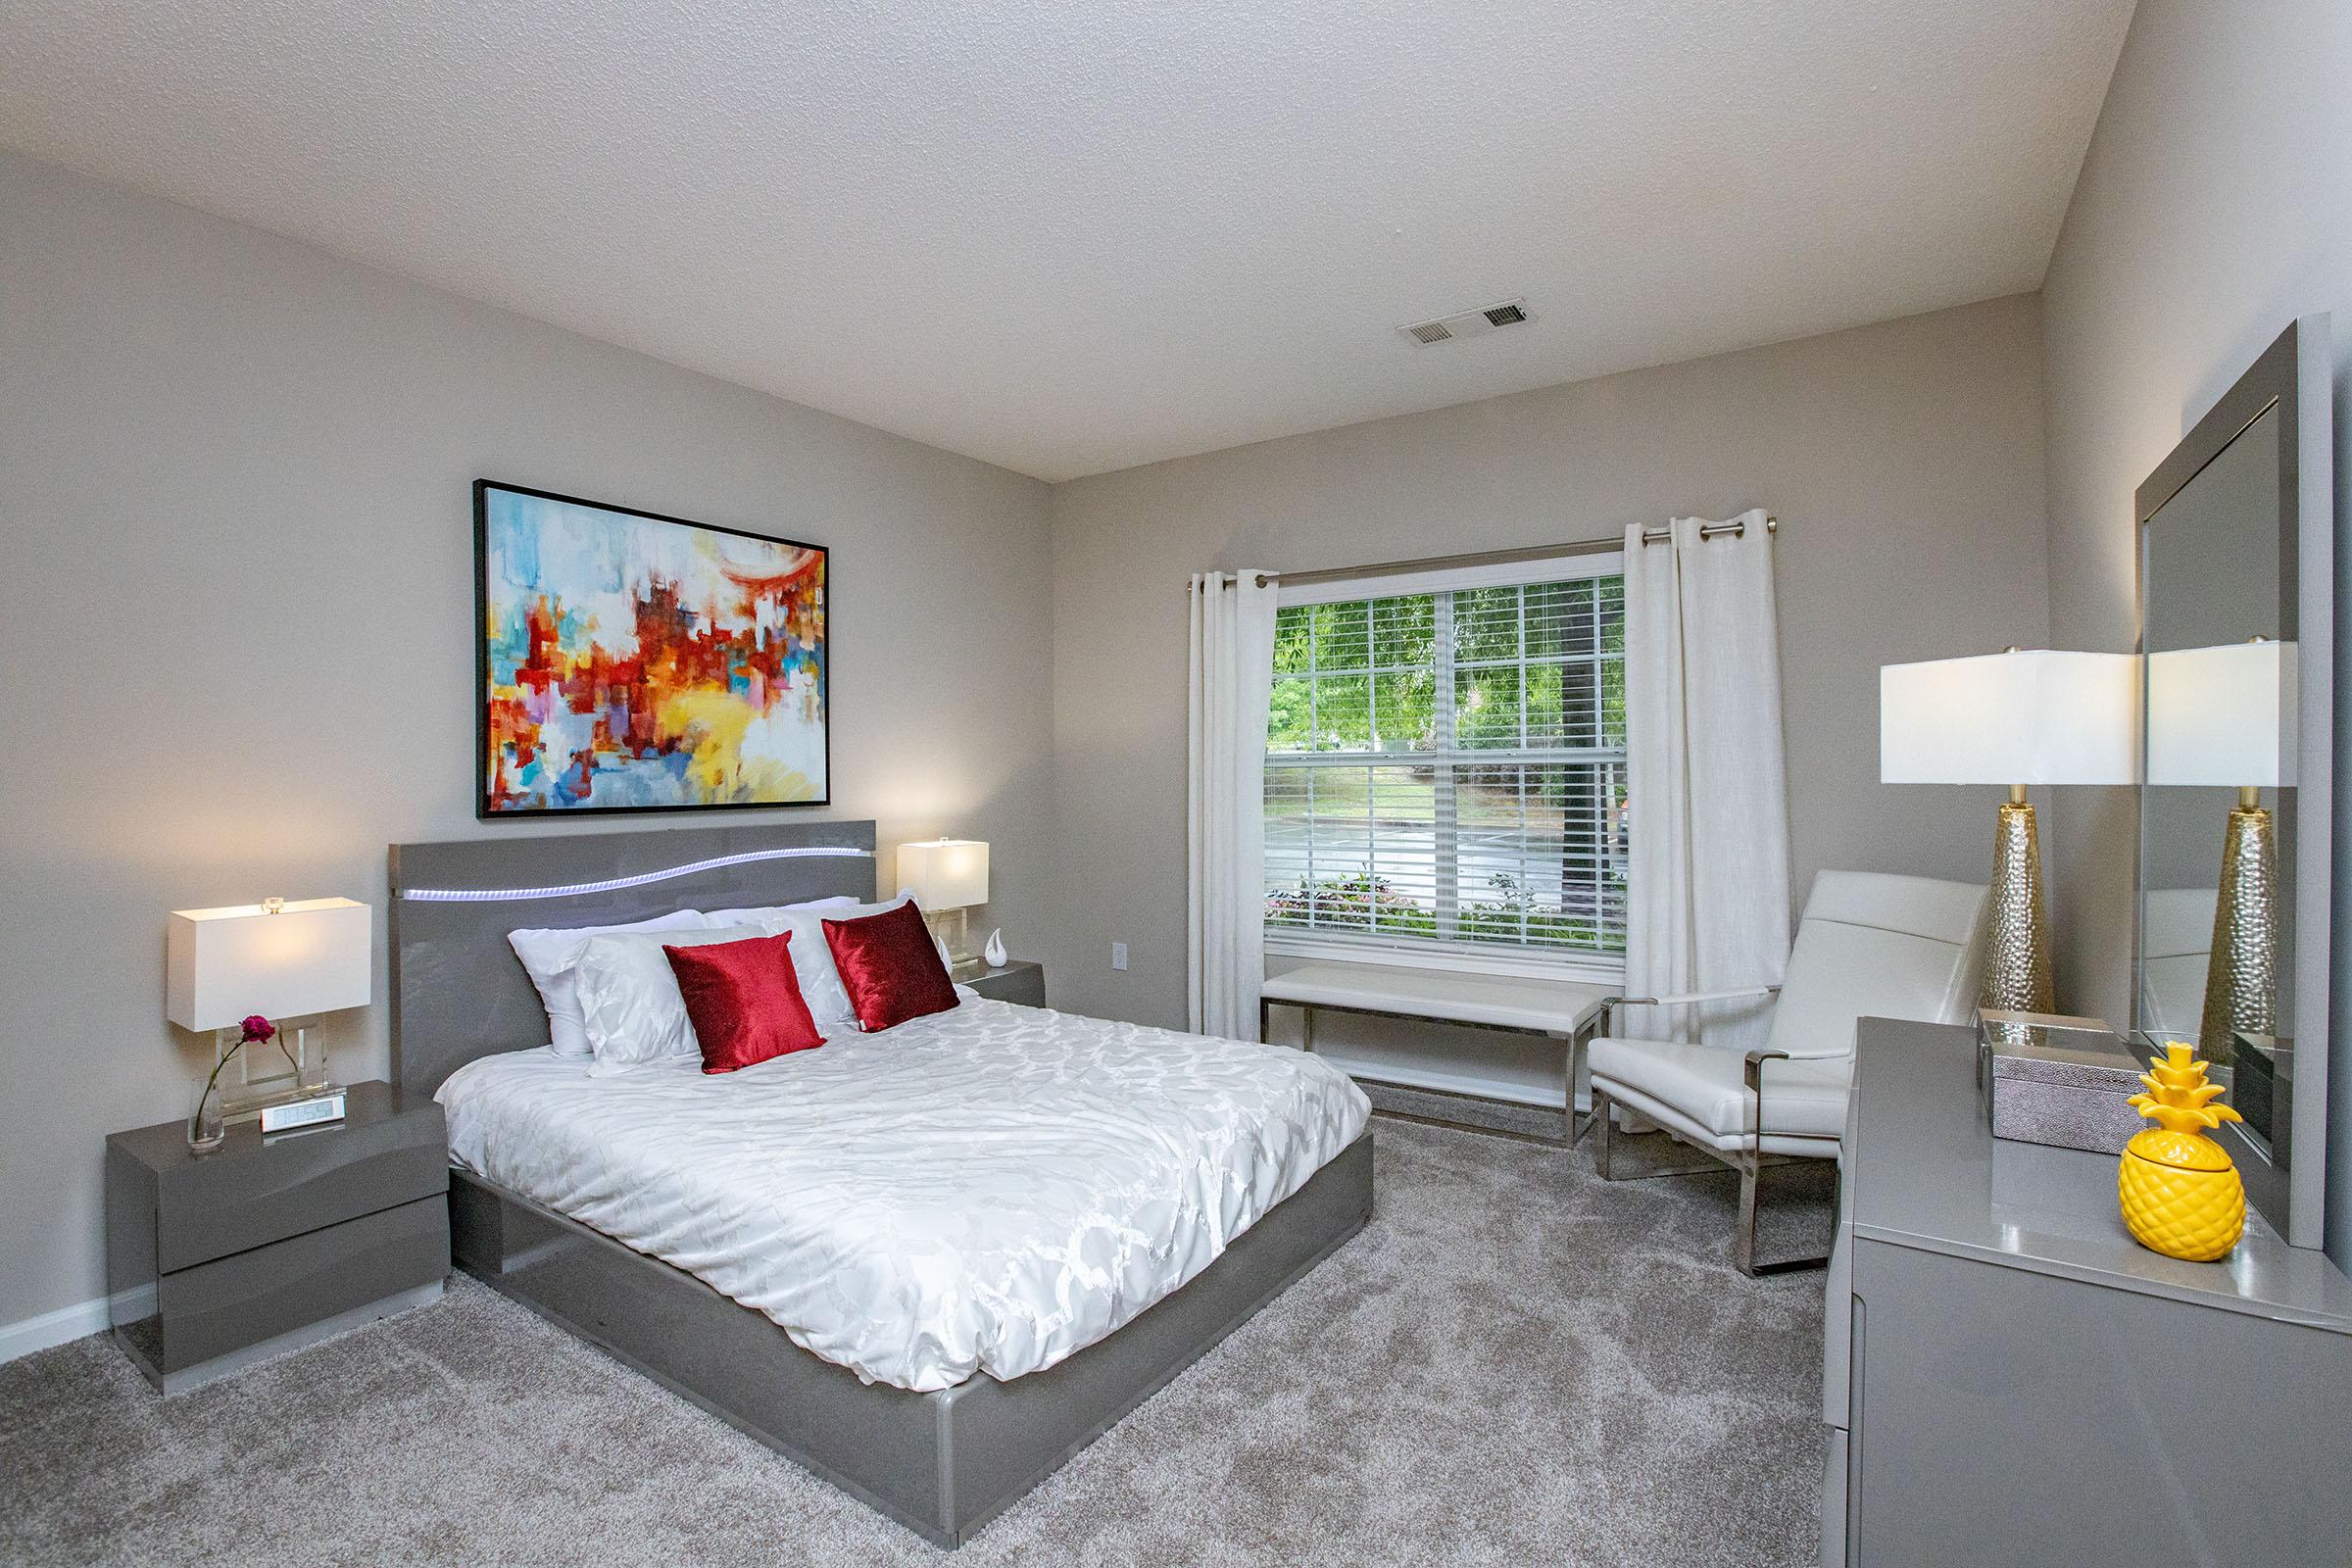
[1590,986,1831,1277]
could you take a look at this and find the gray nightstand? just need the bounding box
[953,958,1046,1006]
[105,1079,449,1395]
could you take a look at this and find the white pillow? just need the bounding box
[573,925,799,1076]
[742,894,918,1025]
[509,910,710,1057]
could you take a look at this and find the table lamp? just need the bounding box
[168,897,372,1139]
[2145,637,2296,1057]
[898,839,990,962]
[1881,650,2137,1015]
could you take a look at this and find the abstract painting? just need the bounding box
[475,481,828,816]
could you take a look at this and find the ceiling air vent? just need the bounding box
[1397,298,1533,346]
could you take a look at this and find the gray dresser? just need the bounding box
[1824,1019,2352,1567]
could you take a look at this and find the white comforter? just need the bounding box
[437,997,1369,1392]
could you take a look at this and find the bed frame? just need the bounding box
[389,821,1373,1547]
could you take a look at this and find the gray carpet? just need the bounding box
[0,1120,1829,1567]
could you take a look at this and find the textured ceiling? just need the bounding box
[0,1,2134,481]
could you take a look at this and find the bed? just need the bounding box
[389,820,1374,1546]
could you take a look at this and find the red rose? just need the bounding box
[239,1014,275,1045]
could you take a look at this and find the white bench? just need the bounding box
[1258,960,1616,1141]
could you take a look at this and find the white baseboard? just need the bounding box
[0,1286,154,1366]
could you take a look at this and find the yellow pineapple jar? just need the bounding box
[2117,1043,2245,1263]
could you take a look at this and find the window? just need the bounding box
[1263,560,1627,967]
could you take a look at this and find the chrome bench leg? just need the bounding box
[1256,996,1314,1052]
[1565,1025,1597,1145]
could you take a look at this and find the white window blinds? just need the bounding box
[1263,561,1627,962]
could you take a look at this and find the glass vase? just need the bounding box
[188,1074,225,1154]
[298,1027,329,1093]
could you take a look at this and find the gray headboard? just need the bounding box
[389,819,878,1095]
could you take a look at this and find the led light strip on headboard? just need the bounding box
[399,845,874,904]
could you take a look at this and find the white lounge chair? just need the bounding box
[1589,869,1990,1275]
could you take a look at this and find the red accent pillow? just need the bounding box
[823,901,960,1032]
[662,931,826,1074]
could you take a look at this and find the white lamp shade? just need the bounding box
[167,898,373,1032]
[898,840,990,910]
[1881,651,2138,786]
[2146,640,2297,787]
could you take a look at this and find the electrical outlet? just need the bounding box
[1110,942,1128,971]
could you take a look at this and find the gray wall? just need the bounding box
[1047,295,2053,1037]
[2037,0,2352,1258]
[0,153,1054,1328]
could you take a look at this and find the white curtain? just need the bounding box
[1621,511,1792,1053]
[1187,570,1280,1040]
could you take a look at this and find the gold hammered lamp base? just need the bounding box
[2198,796,2278,1063]
[1981,791,2055,1016]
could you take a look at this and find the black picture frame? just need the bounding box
[473,479,831,820]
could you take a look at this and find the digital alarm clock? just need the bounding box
[259,1091,347,1135]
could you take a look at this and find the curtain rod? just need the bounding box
[1241,514,1778,591]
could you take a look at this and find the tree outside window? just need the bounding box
[1264,572,1627,959]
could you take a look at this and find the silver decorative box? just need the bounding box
[1980,1015,2146,1154]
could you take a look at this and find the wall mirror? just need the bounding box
[2134,315,2333,1250]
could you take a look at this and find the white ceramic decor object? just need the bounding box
[983,928,1007,968]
